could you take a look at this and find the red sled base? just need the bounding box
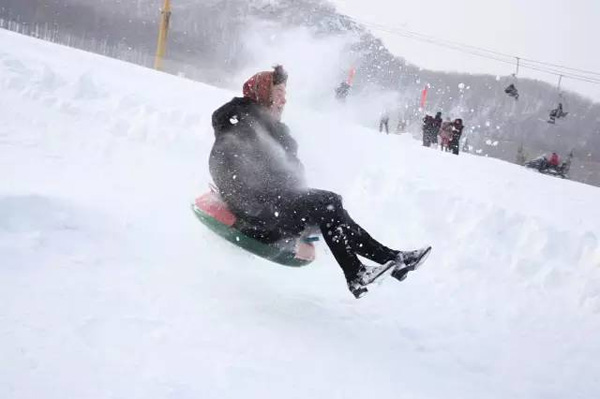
[191,191,317,267]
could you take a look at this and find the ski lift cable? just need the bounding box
[518,57,600,78]
[378,25,600,85]
[516,61,600,84]
[372,24,600,84]
[516,58,600,82]
[340,15,600,84]
[362,21,600,84]
[354,18,600,79]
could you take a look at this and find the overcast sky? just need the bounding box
[332,0,600,102]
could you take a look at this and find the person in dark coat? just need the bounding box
[422,115,434,146]
[432,112,442,145]
[504,83,519,100]
[548,103,568,124]
[209,65,425,298]
[422,112,442,146]
[449,118,464,155]
[335,81,351,101]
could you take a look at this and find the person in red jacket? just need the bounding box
[549,152,560,167]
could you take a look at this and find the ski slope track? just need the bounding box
[1,29,600,399]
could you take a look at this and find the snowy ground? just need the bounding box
[1,29,600,399]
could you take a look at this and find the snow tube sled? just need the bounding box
[191,191,317,267]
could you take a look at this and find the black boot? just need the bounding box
[390,246,432,282]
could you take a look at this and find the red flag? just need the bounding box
[346,67,356,86]
[420,86,428,109]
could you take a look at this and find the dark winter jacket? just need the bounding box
[433,114,443,132]
[422,115,441,141]
[209,97,306,221]
[450,127,463,142]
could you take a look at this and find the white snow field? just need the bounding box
[2,29,600,399]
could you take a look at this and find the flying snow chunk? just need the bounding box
[230,115,239,125]
[458,83,466,90]
[485,121,491,127]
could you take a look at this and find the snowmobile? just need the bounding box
[524,156,570,178]
[191,187,318,267]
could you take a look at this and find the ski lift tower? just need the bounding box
[154,0,172,71]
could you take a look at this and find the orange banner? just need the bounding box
[420,86,428,109]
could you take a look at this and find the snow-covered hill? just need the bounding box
[1,29,600,399]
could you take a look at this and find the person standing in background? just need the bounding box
[449,118,464,155]
[379,110,390,134]
[431,112,442,147]
[439,118,453,152]
[422,115,434,146]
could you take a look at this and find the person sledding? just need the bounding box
[208,65,431,298]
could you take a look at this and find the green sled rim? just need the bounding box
[191,204,314,267]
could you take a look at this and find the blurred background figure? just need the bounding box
[449,118,464,155]
[379,110,390,134]
[439,118,453,152]
[335,81,351,101]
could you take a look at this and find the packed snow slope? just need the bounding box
[2,29,600,399]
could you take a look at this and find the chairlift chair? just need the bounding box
[548,76,569,124]
[505,57,520,100]
[505,83,519,100]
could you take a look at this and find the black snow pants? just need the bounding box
[274,189,398,282]
[379,118,390,134]
[449,139,460,155]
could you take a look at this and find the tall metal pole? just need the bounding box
[154,0,172,71]
[557,75,563,92]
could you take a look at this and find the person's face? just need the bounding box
[270,83,287,120]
